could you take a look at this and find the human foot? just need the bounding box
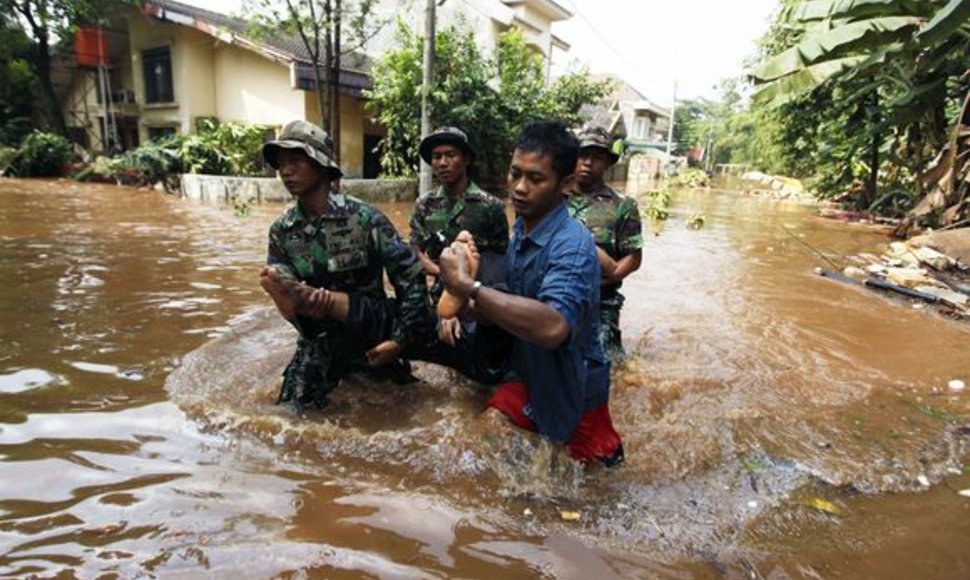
[260,266,302,319]
[437,230,480,318]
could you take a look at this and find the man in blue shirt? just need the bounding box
[438,121,624,465]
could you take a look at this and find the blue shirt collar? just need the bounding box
[513,202,569,247]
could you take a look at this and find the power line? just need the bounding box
[557,0,671,98]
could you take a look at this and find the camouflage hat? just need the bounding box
[419,126,476,164]
[262,120,343,177]
[577,125,619,165]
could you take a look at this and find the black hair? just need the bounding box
[513,120,579,180]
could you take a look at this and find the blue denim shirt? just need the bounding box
[506,202,611,442]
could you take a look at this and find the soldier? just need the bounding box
[259,120,432,409]
[567,126,643,357]
[409,127,509,315]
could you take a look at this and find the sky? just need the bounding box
[548,0,779,104]
[191,0,780,104]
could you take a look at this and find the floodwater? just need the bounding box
[1,177,969,578]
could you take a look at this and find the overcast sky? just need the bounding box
[548,0,779,103]
[192,0,780,104]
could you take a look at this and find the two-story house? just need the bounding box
[58,0,573,178]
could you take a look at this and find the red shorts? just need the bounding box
[486,381,624,465]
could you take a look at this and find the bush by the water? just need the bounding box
[671,167,710,188]
[0,145,16,175]
[6,131,74,177]
[76,120,268,189]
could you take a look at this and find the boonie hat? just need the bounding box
[419,126,476,164]
[263,120,343,177]
[577,125,619,165]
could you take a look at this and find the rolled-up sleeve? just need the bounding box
[536,232,598,332]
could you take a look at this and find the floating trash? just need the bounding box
[949,379,965,392]
[806,497,842,516]
[559,510,581,522]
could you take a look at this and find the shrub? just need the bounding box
[8,131,74,177]
[671,167,710,188]
[0,145,16,175]
[109,135,185,189]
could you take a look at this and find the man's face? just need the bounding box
[430,144,468,187]
[507,149,564,225]
[575,147,611,188]
[276,148,332,197]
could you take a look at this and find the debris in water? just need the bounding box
[523,508,533,516]
[949,379,966,392]
[686,212,706,229]
[959,489,970,498]
[560,510,581,522]
[917,475,931,487]
[806,497,842,516]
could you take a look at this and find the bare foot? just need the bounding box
[438,231,481,318]
[260,266,301,319]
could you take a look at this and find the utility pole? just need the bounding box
[664,80,677,173]
[419,0,436,194]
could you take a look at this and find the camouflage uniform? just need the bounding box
[567,183,643,357]
[268,193,432,408]
[410,181,509,261]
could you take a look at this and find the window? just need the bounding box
[633,116,650,140]
[142,47,174,103]
[147,126,177,142]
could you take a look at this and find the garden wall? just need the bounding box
[180,174,418,204]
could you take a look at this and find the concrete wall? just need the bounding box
[214,46,305,127]
[181,174,418,204]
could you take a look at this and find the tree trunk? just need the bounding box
[865,93,880,210]
[21,10,67,136]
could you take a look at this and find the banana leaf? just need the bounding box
[752,16,920,82]
[917,0,970,45]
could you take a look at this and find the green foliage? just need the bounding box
[0,145,16,174]
[0,17,35,145]
[707,0,970,213]
[671,167,710,188]
[178,119,267,176]
[1,0,126,135]
[641,189,671,221]
[366,23,611,185]
[110,135,184,187]
[242,0,383,142]
[91,121,267,188]
[7,130,74,176]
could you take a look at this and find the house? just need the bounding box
[59,0,383,178]
[583,74,671,154]
[371,0,572,77]
[57,0,574,178]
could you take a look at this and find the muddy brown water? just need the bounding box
[2,177,970,578]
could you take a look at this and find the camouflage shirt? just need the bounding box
[566,183,643,262]
[267,193,431,347]
[409,181,509,260]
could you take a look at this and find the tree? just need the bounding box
[750,0,970,208]
[243,0,382,159]
[1,0,119,136]
[366,23,612,185]
[0,14,36,145]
